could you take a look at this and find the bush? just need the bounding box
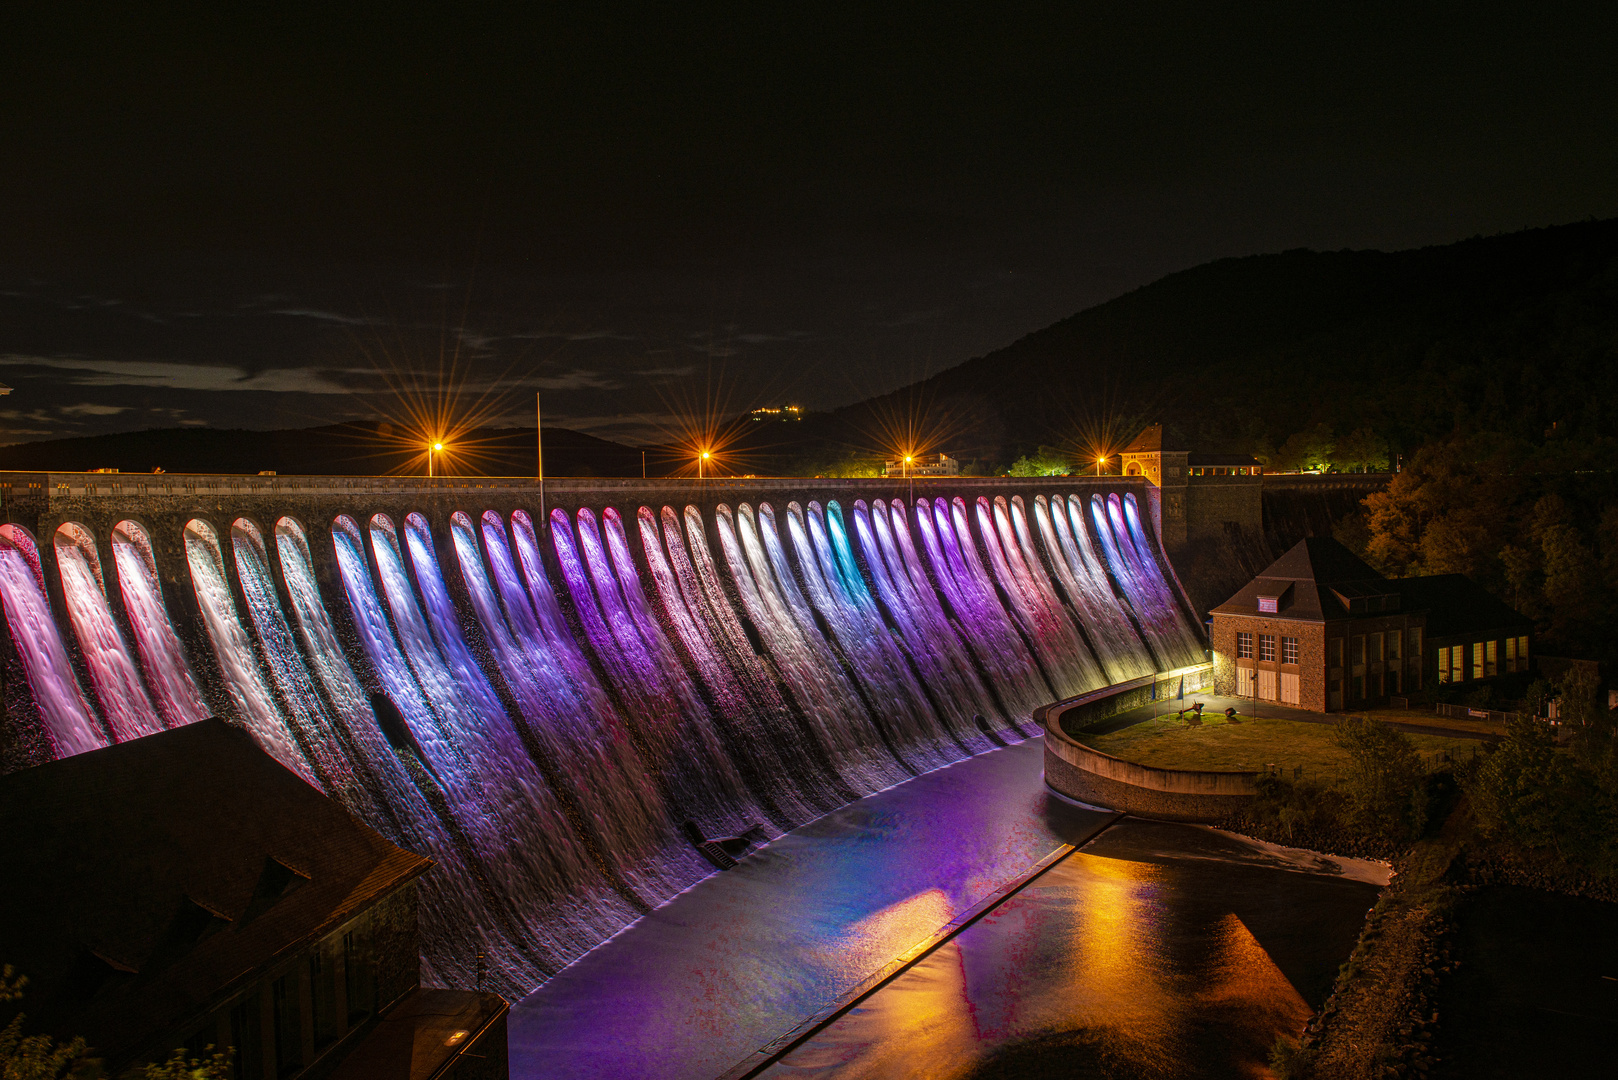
[1465,716,1618,875]
[1333,716,1429,841]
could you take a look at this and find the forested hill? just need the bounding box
[840,218,1618,466]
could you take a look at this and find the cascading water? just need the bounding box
[0,523,105,756]
[111,519,209,728]
[52,523,165,741]
[0,486,1200,998]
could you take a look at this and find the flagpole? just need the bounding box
[537,392,546,535]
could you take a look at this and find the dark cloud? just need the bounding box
[0,3,1615,446]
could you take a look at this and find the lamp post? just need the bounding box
[1096,454,1106,476]
[699,450,711,480]
[904,454,914,503]
[429,441,444,478]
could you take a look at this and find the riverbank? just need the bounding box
[1271,798,1618,1079]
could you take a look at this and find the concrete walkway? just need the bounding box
[508,738,1117,1080]
[1083,693,1501,742]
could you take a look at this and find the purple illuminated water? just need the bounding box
[0,486,1199,1000]
[111,519,209,728]
[52,522,164,741]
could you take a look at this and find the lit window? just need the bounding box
[1472,641,1485,680]
[1281,636,1299,664]
[1258,596,1278,613]
[1259,634,1276,662]
[1452,648,1465,684]
[1438,646,1450,683]
[1236,631,1253,659]
[1517,635,1529,666]
[1485,639,1498,677]
[1506,635,1517,672]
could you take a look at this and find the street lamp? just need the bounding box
[429,441,445,478]
[699,449,711,480]
[1096,454,1106,476]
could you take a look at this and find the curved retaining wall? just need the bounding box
[1039,665,1260,823]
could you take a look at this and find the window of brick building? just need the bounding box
[1236,631,1253,659]
[1389,630,1402,662]
[1259,634,1276,662]
[1486,639,1498,677]
[1453,648,1465,684]
[1517,635,1529,667]
[1352,635,1366,666]
[1371,632,1385,663]
[1506,635,1517,672]
[1472,641,1484,680]
[1281,636,1299,665]
[1410,626,1423,658]
[1438,646,1450,683]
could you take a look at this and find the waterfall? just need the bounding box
[0,524,105,756]
[0,485,1197,998]
[52,523,164,741]
[111,519,209,728]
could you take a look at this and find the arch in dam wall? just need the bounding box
[0,472,1211,997]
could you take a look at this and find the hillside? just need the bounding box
[822,218,1618,467]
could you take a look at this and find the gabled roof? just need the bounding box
[1210,537,1389,621]
[0,719,431,1070]
[1121,424,1164,454]
[1211,537,1533,632]
[1258,537,1384,585]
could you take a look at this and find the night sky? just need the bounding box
[2,4,1616,446]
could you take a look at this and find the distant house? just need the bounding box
[0,719,508,1080]
[883,452,959,477]
[1209,538,1533,711]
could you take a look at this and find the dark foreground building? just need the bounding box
[0,718,507,1079]
[1209,538,1533,712]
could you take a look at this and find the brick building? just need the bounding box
[1209,538,1533,712]
[0,718,507,1080]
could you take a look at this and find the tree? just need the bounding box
[1331,426,1390,472]
[1468,717,1566,850]
[1271,423,1335,473]
[1005,446,1071,476]
[0,966,231,1080]
[1332,716,1428,840]
[1,966,100,1080]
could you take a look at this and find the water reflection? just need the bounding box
[765,818,1373,1079]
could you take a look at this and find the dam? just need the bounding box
[0,472,1208,1000]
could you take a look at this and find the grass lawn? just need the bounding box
[1076,713,1484,787]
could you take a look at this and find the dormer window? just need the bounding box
[1255,582,1290,613]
